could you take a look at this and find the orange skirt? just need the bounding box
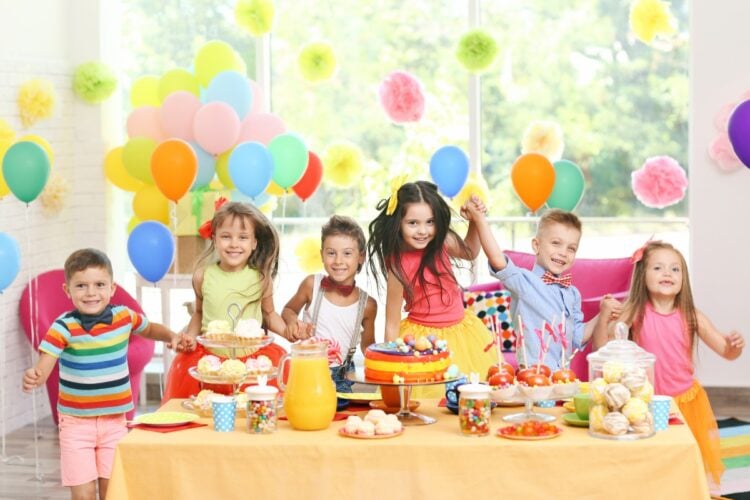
[674,380,724,486]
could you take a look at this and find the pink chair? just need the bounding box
[19,269,155,423]
[467,251,633,380]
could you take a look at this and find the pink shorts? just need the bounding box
[58,413,128,487]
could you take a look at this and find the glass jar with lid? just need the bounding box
[457,383,492,436]
[245,376,279,434]
[586,323,656,440]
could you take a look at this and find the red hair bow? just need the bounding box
[631,236,659,264]
[198,197,229,240]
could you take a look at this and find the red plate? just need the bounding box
[338,427,404,439]
[496,425,562,440]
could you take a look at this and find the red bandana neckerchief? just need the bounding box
[541,271,572,288]
[320,276,355,297]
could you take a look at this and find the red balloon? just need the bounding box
[292,152,323,202]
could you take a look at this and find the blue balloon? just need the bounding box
[127,222,174,282]
[229,141,273,198]
[204,70,253,120]
[231,189,271,208]
[429,145,469,197]
[188,142,216,190]
[0,232,21,292]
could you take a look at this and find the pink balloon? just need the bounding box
[248,79,264,115]
[238,112,286,145]
[126,107,164,141]
[193,102,240,155]
[160,91,201,141]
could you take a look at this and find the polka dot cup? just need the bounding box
[212,396,237,432]
[650,395,671,432]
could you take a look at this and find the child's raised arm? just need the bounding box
[461,196,507,271]
[384,271,404,342]
[696,310,745,360]
[281,275,315,341]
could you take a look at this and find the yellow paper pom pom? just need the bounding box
[18,79,57,128]
[630,0,676,45]
[451,174,490,213]
[235,0,275,37]
[39,173,69,216]
[298,42,337,83]
[0,119,15,144]
[322,141,363,188]
[295,236,323,274]
[521,120,564,162]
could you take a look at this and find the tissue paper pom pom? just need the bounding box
[0,119,15,144]
[235,0,275,37]
[295,236,323,274]
[631,155,688,209]
[521,120,564,161]
[629,0,676,45]
[39,173,69,216]
[451,174,490,213]
[322,141,363,188]
[708,135,743,172]
[298,42,337,82]
[378,71,425,123]
[18,79,56,127]
[456,29,498,74]
[73,61,118,104]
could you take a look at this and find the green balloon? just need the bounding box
[122,137,157,184]
[546,160,585,211]
[269,133,308,189]
[2,141,50,203]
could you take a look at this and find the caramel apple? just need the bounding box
[488,371,514,388]
[552,368,578,383]
[486,362,515,380]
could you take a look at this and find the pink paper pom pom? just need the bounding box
[378,71,425,123]
[708,134,743,172]
[631,155,688,209]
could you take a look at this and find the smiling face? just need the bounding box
[644,247,683,299]
[63,266,116,316]
[213,214,257,272]
[399,202,436,251]
[321,234,364,285]
[532,221,581,275]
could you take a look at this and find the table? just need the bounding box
[107,400,709,500]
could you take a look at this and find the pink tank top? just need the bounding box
[399,248,464,327]
[637,303,694,396]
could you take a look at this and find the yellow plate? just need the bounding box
[336,392,381,403]
[134,411,200,427]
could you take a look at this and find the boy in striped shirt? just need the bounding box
[23,248,191,500]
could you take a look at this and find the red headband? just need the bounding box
[198,197,229,240]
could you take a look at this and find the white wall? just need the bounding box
[690,0,750,387]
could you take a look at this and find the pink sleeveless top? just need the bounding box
[399,248,464,327]
[637,303,694,396]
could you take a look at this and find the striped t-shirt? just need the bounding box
[39,305,149,417]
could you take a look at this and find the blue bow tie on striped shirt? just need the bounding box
[74,305,114,332]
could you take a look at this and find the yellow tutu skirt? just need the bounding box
[674,380,724,487]
[400,310,496,398]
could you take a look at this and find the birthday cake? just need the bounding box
[363,335,454,383]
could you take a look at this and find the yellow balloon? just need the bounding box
[451,174,490,212]
[0,140,11,197]
[194,40,246,88]
[215,149,234,189]
[0,118,15,144]
[18,134,54,168]
[265,180,285,196]
[158,69,200,101]
[127,215,141,234]
[122,137,156,184]
[130,75,161,108]
[104,146,143,192]
[132,184,169,224]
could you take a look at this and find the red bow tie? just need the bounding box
[320,276,355,297]
[541,271,572,288]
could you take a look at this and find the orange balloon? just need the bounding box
[150,139,198,202]
[510,153,556,213]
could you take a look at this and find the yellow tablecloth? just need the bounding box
[107,400,709,500]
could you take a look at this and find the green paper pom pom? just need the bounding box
[235,0,275,37]
[298,42,337,83]
[73,62,118,104]
[456,29,498,74]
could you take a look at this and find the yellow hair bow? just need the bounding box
[386,175,408,215]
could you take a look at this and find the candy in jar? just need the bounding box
[457,383,491,436]
[245,377,278,434]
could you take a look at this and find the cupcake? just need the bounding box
[218,359,247,382]
[197,355,221,375]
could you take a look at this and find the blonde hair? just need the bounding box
[536,209,582,236]
[622,241,698,352]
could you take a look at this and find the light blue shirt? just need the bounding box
[489,255,584,370]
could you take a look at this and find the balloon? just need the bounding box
[268,133,308,189]
[150,139,198,202]
[215,149,234,189]
[188,142,216,190]
[510,153,556,213]
[205,71,253,120]
[265,180,285,196]
[194,40,246,88]
[228,141,273,198]
[132,184,169,224]
[429,145,469,197]
[728,99,750,168]
[238,112,285,145]
[127,221,174,282]
[0,232,21,292]
[2,141,50,203]
[546,160,585,211]
[160,91,201,141]
[158,68,199,101]
[126,106,164,141]
[122,137,157,184]
[130,75,161,108]
[292,152,323,202]
[0,139,13,197]
[18,134,54,168]
[127,215,141,234]
[104,147,143,192]
[193,102,240,155]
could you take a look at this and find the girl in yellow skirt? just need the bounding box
[617,241,745,492]
[368,179,495,397]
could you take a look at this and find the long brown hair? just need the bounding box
[622,241,698,352]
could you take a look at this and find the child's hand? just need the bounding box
[174,333,196,352]
[288,321,314,341]
[460,196,487,221]
[23,368,42,392]
[600,294,622,322]
[725,331,745,356]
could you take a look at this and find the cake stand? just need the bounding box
[502,385,557,423]
[346,368,457,426]
[191,335,277,394]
